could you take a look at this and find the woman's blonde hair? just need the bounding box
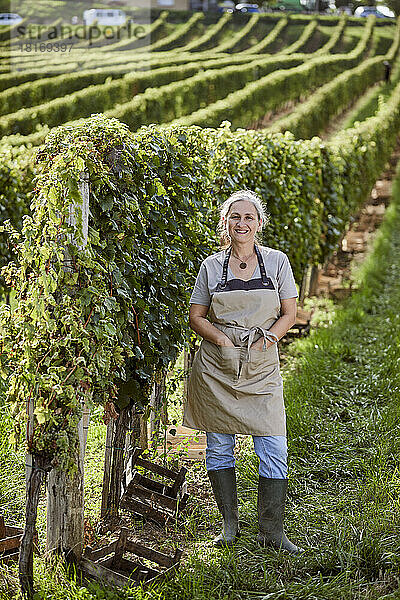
[218,189,269,248]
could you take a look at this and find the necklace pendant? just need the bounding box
[239,262,247,269]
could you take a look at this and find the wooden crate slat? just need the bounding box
[125,539,179,568]
[98,555,158,581]
[0,517,23,555]
[119,496,168,525]
[0,550,19,564]
[106,555,177,586]
[117,557,159,580]
[96,556,116,567]
[166,426,207,447]
[129,447,186,481]
[130,472,165,495]
[112,527,128,565]
[124,449,139,489]
[156,446,206,460]
[178,492,189,511]
[135,456,182,480]
[124,480,178,513]
[80,556,133,588]
[166,435,206,447]
[0,516,5,539]
[0,532,22,553]
[122,449,188,524]
[173,548,183,563]
[169,467,187,498]
[130,447,142,465]
[5,525,24,536]
[84,540,118,561]
[148,561,181,585]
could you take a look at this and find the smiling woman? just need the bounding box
[184,189,301,553]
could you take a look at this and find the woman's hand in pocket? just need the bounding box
[216,334,236,347]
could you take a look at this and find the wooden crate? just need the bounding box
[82,527,182,589]
[0,515,23,564]
[120,448,189,525]
[157,426,207,461]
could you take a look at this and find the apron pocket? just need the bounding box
[244,344,281,381]
[197,340,241,380]
[249,343,279,366]
[218,346,242,381]
[197,339,221,375]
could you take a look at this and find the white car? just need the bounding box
[354,5,392,17]
[83,9,126,26]
[376,4,395,16]
[0,13,23,26]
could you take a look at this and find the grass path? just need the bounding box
[1,164,400,598]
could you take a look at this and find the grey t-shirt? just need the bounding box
[190,245,298,306]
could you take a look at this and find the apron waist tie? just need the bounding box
[215,323,278,363]
[240,326,279,363]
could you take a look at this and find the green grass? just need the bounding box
[2,163,400,598]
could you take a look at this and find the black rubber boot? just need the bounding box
[257,477,301,554]
[207,467,240,548]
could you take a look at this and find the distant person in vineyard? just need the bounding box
[383,60,392,84]
[184,189,300,553]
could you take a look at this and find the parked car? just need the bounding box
[217,0,235,11]
[0,13,23,26]
[273,0,313,11]
[354,5,390,17]
[83,9,126,26]
[235,2,260,12]
[375,4,395,16]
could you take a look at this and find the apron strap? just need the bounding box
[254,244,269,285]
[219,246,232,289]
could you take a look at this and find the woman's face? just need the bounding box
[226,200,261,244]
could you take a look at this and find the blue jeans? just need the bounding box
[206,432,287,479]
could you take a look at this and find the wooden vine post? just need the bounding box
[46,172,90,562]
[18,389,41,598]
[25,398,34,490]
[298,265,310,307]
[19,173,90,598]
[308,265,320,297]
[150,370,167,449]
[19,455,51,598]
[103,406,132,516]
[100,404,147,518]
[46,400,90,560]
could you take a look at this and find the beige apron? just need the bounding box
[184,245,286,436]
